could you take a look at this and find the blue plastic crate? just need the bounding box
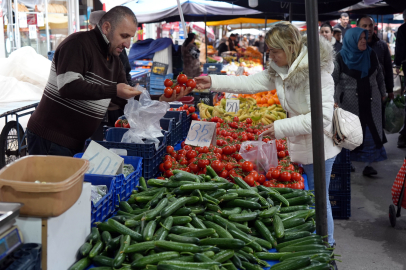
[149,73,173,91]
[47,50,55,61]
[96,128,167,158]
[167,106,192,139]
[203,63,223,73]
[334,148,350,164]
[83,174,116,225]
[330,163,351,193]
[142,144,166,179]
[329,192,351,219]
[164,111,183,144]
[160,118,176,146]
[149,89,164,96]
[134,60,153,66]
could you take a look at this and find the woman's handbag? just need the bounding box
[323,108,363,151]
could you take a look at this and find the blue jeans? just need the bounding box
[303,156,336,246]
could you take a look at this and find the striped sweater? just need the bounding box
[28,26,127,150]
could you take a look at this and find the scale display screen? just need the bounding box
[6,231,19,249]
[0,227,22,261]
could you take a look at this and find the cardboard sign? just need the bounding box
[185,121,216,147]
[28,25,36,39]
[37,13,44,27]
[19,13,27,28]
[81,141,124,175]
[226,99,240,113]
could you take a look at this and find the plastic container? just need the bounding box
[160,118,176,146]
[334,148,350,164]
[3,243,42,270]
[83,174,116,225]
[330,163,351,193]
[0,156,89,217]
[98,128,167,158]
[142,147,165,179]
[134,60,153,66]
[193,92,215,112]
[203,63,223,73]
[329,192,351,219]
[163,111,183,145]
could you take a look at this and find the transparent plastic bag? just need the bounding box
[91,185,108,204]
[385,100,405,134]
[121,86,169,149]
[239,137,278,174]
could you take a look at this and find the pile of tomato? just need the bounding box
[163,74,197,98]
[158,116,306,190]
[168,104,199,121]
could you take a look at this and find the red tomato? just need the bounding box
[220,169,229,178]
[115,119,123,127]
[224,163,233,171]
[188,157,197,165]
[249,171,259,181]
[211,160,224,173]
[178,149,186,156]
[280,171,291,182]
[177,74,188,84]
[291,182,300,189]
[164,87,174,98]
[188,106,196,113]
[181,141,185,148]
[244,175,255,187]
[285,150,289,156]
[164,79,173,87]
[188,163,199,173]
[179,158,188,166]
[176,154,185,161]
[242,161,254,172]
[298,167,304,174]
[233,116,239,122]
[157,176,165,180]
[166,145,174,154]
[276,143,285,151]
[258,174,266,184]
[247,133,255,140]
[186,79,197,89]
[201,146,209,153]
[247,128,253,133]
[183,104,189,110]
[183,145,192,151]
[163,160,172,170]
[123,122,130,128]
[173,85,181,94]
[159,163,165,172]
[191,113,199,120]
[241,134,248,141]
[165,170,174,177]
[263,181,273,187]
[276,165,283,170]
[277,151,286,159]
[198,159,210,168]
[222,146,232,155]
[234,154,243,162]
[299,182,305,189]
[266,171,273,180]
[246,118,253,124]
[277,183,286,188]
[291,172,301,182]
[286,164,295,171]
[271,169,281,180]
[186,150,197,160]
[235,144,241,151]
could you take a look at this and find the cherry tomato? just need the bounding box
[179,158,188,166]
[176,154,185,161]
[277,151,286,159]
[173,85,181,94]
[249,171,259,181]
[234,154,243,162]
[286,164,295,171]
[165,170,174,178]
[170,151,177,159]
[159,163,165,172]
[198,159,210,168]
[188,106,196,113]
[211,160,224,173]
[298,167,304,174]
[276,143,285,151]
[235,144,241,151]
[266,171,273,180]
[244,174,255,187]
[177,149,185,155]
[277,183,286,188]
[298,182,305,189]
[115,119,123,127]
[188,163,199,173]
[177,74,188,84]
[181,141,185,148]
[166,145,174,154]
[220,169,229,178]
[157,176,165,180]
[233,116,239,122]
[186,79,197,89]
[185,150,197,160]
[280,171,291,182]
[246,118,253,124]
[242,161,254,172]
[188,157,197,165]
[163,160,172,170]
[164,87,173,98]
[285,150,289,156]
[258,174,266,184]
[263,181,273,187]
[164,79,173,87]
[123,122,130,128]
[291,182,300,189]
[191,113,199,120]
[225,163,234,171]
[183,145,192,151]
[271,169,281,180]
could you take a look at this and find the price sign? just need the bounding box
[28,25,36,39]
[185,121,216,147]
[226,99,240,113]
[37,13,44,27]
[81,141,124,175]
[225,92,237,99]
[19,13,27,28]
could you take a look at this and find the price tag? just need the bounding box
[28,25,36,39]
[185,121,216,147]
[37,13,44,27]
[226,99,240,113]
[81,141,124,175]
[19,13,27,28]
[225,92,237,99]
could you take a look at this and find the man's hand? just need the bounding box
[396,68,401,75]
[388,92,395,100]
[159,86,193,102]
[260,123,275,139]
[117,83,142,99]
[194,76,212,90]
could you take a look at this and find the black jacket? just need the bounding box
[395,23,406,68]
[369,34,394,93]
[119,49,134,86]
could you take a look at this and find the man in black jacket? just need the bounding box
[335,13,352,38]
[395,10,406,147]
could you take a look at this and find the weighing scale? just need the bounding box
[0,202,24,265]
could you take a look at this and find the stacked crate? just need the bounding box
[329,148,351,219]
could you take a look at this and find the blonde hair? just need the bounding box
[265,21,303,67]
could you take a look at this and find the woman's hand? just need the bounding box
[194,76,211,90]
[159,87,193,102]
[260,123,275,139]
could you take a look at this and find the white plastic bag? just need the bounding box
[239,138,278,174]
[121,86,169,149]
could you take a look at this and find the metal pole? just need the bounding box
[289,4,293,23]
[263,16,267,68]
[304,0,328,238]
[176,0,187,40]
[45,0,50,52]
[205,15,207,63]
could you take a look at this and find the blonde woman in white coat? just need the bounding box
[194,22,341,251]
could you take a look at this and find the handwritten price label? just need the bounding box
[225,92,237,99]
[226,99,240,113]
[82,141,124,175]
[185,121,216,147]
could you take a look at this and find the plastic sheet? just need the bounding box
[385,100,405,134]
[239,138,278,174]
[91,185,107,204]
[121,86,169,149]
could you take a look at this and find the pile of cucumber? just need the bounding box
[70,167,336,270]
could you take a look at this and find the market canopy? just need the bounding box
[122,0,262,23]
[206,17,279,27]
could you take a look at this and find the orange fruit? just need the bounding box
[268,98,275,105]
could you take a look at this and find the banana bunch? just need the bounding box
[197,103,214,119]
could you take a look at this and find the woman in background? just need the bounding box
[181,33,201,78]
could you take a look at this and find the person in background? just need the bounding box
[181,33,201,78]
[395,9,406,147]
[333,28,387,176]
[228,34,237,52]
[217,37,229,56]
[235,34,240,47]
[240,36,249,49]
[194,23,341,265]
[320,23,341,53]
[357,15,394,100]
[336,13,352,38]
[254,35,267,54]
[332,28,343,52]
[26,7,190,156]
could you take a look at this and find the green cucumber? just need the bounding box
[278,231,312,242]
[198,238,245,249]
[275,235,323,250]
[206,165,218,178]
[124,219,141,228]
[227,189,258,197]
[279,244,327,253]
[287,195,313,206]
[68,257,91,270]
[194,252,214,263]
[131,251,180,269]
[269,192,290,207]
[271,187,293,194]
[259,206,280,218]
[202,221,233,239]
[280,205,310,213]
[254,252,292,261]
[172,216,192,225]
[123,241,155,253]
[113,235,130,268]
[207,189,227,198]
[92,255,113,267]
[284,221,316,233]
[161,197,199,218]
[211,249,235,263]
[170,226,201,234]
[189,205,207,214]
[154,240,205,253]
[172,170,201,182]
[101,231,111,244]
[173,207,192,216]
[119,201,133,213]
[233,176,251,189]
[228,228,262,252]
[279,250,331,261]
[107,219,143,241]
[79,242,92,257]
[228,212,258,222]
[167,234,200,244]
[226,199,262,210]
[155,216,173,241]
[254,220,277,247]
[143,219,157,241]
[271,257,311,270]
[190,213,206,229]
[247,235,273,250]
[281,190,307,199]
[282,218,306,229]
[139,176,147,190]
[180,228,216,238]
[105,235,121,253]
[159,260,220,268]
[241,261,263,270]
[89,240,103,258]
[218,193,239,202]
[273,215,285,239]
[146,188,167,208]
[180,183,219,190]
[134,195,154,203]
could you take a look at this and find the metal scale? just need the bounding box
[0,202,24,265]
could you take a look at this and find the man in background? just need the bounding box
[335,13,352,38]
[332,28,342,52]
[254,35,267,55]
[395,10,406,147]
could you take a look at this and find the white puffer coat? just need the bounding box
[210,36,341,165]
